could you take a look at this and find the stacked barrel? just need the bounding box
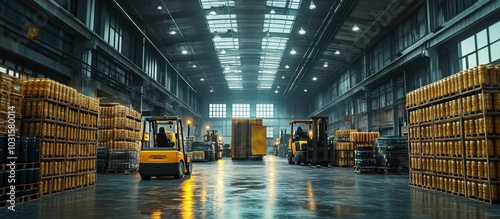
[98,104,141,173]
[351,132,380,168]
[407,64,500,204]
[21,78,98,196]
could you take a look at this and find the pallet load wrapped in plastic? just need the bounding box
[231,119,265,160]
[375,136,408,174]
[333,129,357,167]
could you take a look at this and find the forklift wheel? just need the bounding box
[287,152,293,164]
[186,162,193,175]
[175,162,185,179]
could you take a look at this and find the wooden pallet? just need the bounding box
[353,166,385,174]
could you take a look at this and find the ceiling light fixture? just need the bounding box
[285,65,289,69]
[304,89,308,92]
[335,50,341,55]
[210,89,213,92]
[309,1,316,9]
[200,78,205,81]
[352,24,360,31]
[275,90,278,93]
[290,49,296,55]
[313,77,317,81]
[157,5,162,10]
[169,30,176,35]
[270,9,276,14]
[209,10,217,16]
[221,49,226,54]
[323,62,328,67]
[192,65,197,68]
[213,33,221,41]
[282,76,285,79]
[299,27,306,35]
[225,65,230,71]
[277,86,280,88]
[181,50,188,55]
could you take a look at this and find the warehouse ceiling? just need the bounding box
[115,0,418,102]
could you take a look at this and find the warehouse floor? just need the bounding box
[2,156,500,219]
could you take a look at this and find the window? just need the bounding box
[232,104,250,118]
[267,127,274,138]
[256,104,274,118]
[209,104,226,118]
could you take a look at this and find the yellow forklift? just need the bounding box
[288,116,333,167]
[139,116,192,180]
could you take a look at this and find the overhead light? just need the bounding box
[169,30,176,35]
[270,9,276,14]
[313,77,317,81]
[209,10,217,16]
[181,50,188,55]
[335,50,341,55]
[213,33,221,41]
[221,49,226,54]
[304,89,308,92]
[277,86,280,88]
[299,27,306,35]
[323,62,328,67]
[282,76,285,79]
[225,65,230,71]
[237,70,242,73]
[275,90,278,94]
[157,5,162,10]
[192,64,197,68]
[309,1,316,9]
[210,89,213,93]
[200,78,205,81]
[290,49,296,55]
[285,65,289,69]
[352,25,360,31]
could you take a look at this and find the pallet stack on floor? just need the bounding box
[98,104,141,173]
[376,136,409,173]
[333,129,357,167]
[21,78,98,196]
[351,132,380,173]
[231,119,263,160]
[0,135,41,207]
[407,64,500,204]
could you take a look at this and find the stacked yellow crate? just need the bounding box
[21,78,98,196]
[407,64,500,204]
[98,104,141,173]
[334,129,358,167]
[0,73,22,133]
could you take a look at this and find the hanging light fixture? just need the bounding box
[290,48,297,55]
[299,27,306,35]
[210,89,214,93]
[169,29,176,35]
[157,5,162,10]
[352,24,360,31]
[304,89,308,92]
[309,0,316,9]
[335,50,341,55]
[270,9,276,14]
[200,78,205,81]
[221,49,226,54]
[323,62,328,67]
[181,50,188,55]
[275,90,278,94]
[209,7,217,16]
[192,64,197,68]
[225,65,230,71]
[312,77,317,81]
[282,76,285,79]
[285,65,289,69]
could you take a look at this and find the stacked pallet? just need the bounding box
[98,104,141,173]
[231,119,263,160]
[351,132,380,172]
[333,129,357,167]
[407,64,500,204]
[0,74,22,133]
[97,146,110,173]
[21,78,98,196]
[0,136,41,207]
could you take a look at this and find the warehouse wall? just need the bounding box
[311,0,500,136]
[0,0,202,120]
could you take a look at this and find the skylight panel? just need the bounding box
[201,0,235,9]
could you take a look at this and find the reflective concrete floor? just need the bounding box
[2,156,500,219]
